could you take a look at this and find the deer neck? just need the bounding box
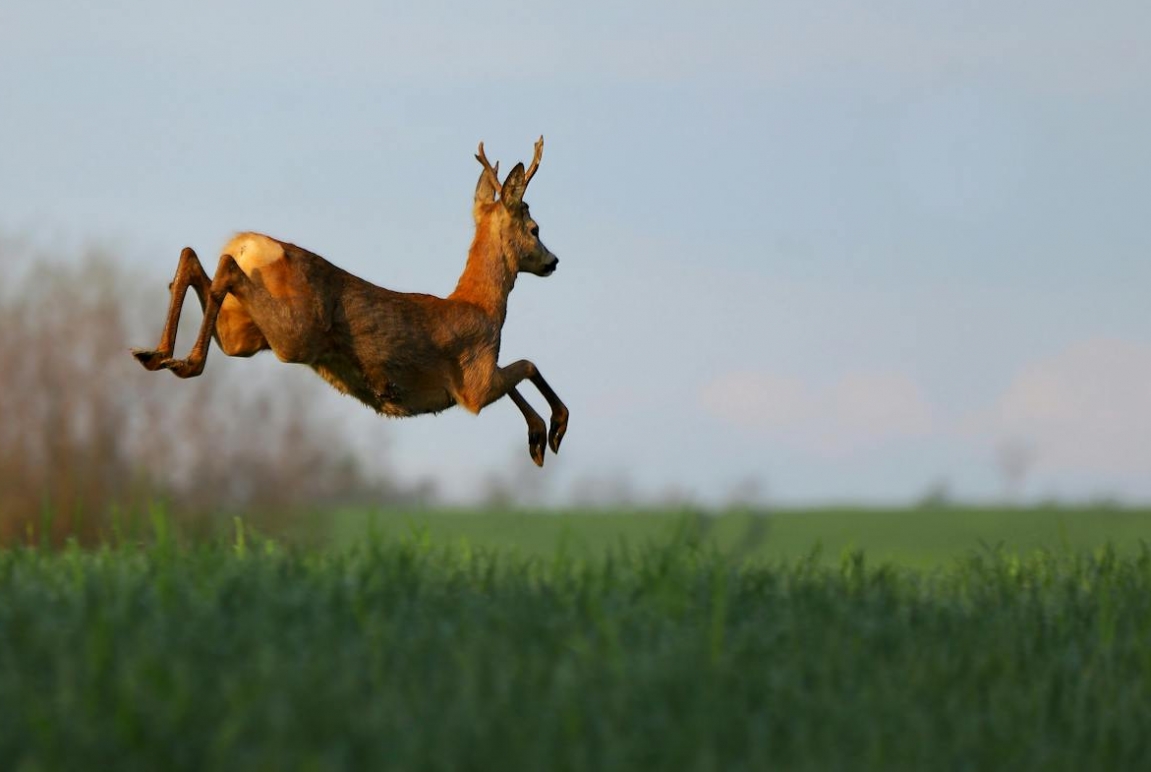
[450,225,517,322]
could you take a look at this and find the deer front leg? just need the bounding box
[469,359,569,464]
[157,254,251,379]
[527,370,569,454]
[508,387,548,467]
[132,247,211,371]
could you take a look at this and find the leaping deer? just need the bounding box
[132,137,568,466]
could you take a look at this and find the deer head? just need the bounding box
[474,136,558,277]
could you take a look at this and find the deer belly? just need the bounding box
[311,361,456,417]
[370,368,458,417]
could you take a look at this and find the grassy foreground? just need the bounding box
[2,521,1151,771]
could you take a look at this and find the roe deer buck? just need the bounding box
[132,137,568,466]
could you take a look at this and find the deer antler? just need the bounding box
[524,135,544,187]
[475,142,502,194]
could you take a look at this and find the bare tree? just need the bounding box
[0,241,410,545]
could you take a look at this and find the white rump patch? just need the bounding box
[222,232,286,279]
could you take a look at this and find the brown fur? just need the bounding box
[132,138,568,466]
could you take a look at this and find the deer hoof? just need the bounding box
[160,357,202,379]
[528,426,546,467]
[549,415,567,454]
[131,348,170,371]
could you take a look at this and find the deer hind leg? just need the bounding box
[214,296,270,358]
[132,247,211,371]
[468,359,569,465]
[157,254,254,379]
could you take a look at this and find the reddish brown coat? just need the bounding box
[133,138,568,466]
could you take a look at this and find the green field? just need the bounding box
[3,507,1151,770]
[328,505,1151,568]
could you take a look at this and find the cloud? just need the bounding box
[971,339,1151,475]
[701,370,933,456]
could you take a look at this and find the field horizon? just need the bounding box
[13,503,1151,569]
[324,503,1150,569]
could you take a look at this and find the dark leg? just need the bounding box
[132,247,211,371]
[508,387,548,467]
[158,254,251,379]
[528,371,569,453]
[474,359,569,462]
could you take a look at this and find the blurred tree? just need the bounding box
[0,240,411,545]
[569,471,636,508]
[480,447,554,508]
[996,439,1036,504]
[724,475,766,511]
[916,478,953,510]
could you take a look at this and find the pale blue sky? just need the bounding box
[3,1,1149,503]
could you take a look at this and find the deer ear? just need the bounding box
[500,163,527,207]
[475,161,499,206]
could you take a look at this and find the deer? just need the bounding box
[131,137,568,466]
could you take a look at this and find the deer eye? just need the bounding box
[530,225,540,237]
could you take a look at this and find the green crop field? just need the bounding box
[326,505,1151,568]
[3,507,1151,770]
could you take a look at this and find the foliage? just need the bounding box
[2,520,1150,771]
[0,242,408,546]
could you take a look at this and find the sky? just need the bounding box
[2,1,1149,505]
